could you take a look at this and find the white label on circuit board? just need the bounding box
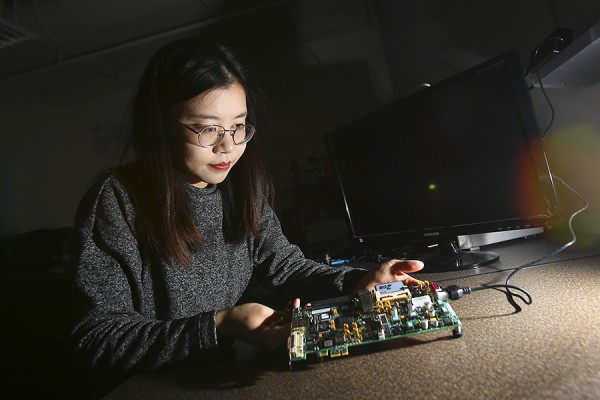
[411,295,432,308]
[375,281,405,294]
[311,308,330,315]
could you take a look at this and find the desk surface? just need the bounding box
[105,235,600,400]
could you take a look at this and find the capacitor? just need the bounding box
[421,319,429,330]
[344,323,350,338]
[352,322,361,341]
[385,301,392,315]
[392,306,399,321]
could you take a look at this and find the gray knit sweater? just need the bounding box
[71,174,366,383]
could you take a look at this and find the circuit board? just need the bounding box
[288,280,463,366]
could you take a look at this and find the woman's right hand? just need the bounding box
[215,301,297,350]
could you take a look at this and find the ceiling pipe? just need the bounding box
[0,0,293,84]
[30,0,118,80]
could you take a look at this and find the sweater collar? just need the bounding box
[184,181,219,198]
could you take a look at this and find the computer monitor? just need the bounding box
[325,50,560,272]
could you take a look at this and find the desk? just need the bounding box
[105,235,600,400]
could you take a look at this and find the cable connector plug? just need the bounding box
[444,285,472,300]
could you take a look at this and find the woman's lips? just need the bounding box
[209,161,231,171]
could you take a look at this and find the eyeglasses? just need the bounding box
[173,119,256,148]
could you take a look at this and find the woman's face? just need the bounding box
[169,83,248,188]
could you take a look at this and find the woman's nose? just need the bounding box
[213,131,235,153]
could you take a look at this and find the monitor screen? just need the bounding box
[325,50,559,272]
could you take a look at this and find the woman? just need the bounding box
[70,39,423,392]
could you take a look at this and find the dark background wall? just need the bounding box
[1,0,599,243]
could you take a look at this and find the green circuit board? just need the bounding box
[288,280,463,365]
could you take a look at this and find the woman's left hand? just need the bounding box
[355,259,424,292]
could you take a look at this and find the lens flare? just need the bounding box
[542,124,600,246]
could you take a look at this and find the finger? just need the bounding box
[280,298,301,324]
[263,308,285,325]
[285,298,301,313]
[399,273,423,286]
[389,259,424,274]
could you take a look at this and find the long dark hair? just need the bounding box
[120,39,272,266]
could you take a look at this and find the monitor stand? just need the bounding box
[416,235,499,273]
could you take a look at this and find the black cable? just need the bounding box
[446,284,532,304]
[443,173,587,312]
[505,175,588,288]
[500,36,589,298]
[445,283,532,313]
[475,35,587,311]
[533,35,564,137]
[440,38,589,314]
